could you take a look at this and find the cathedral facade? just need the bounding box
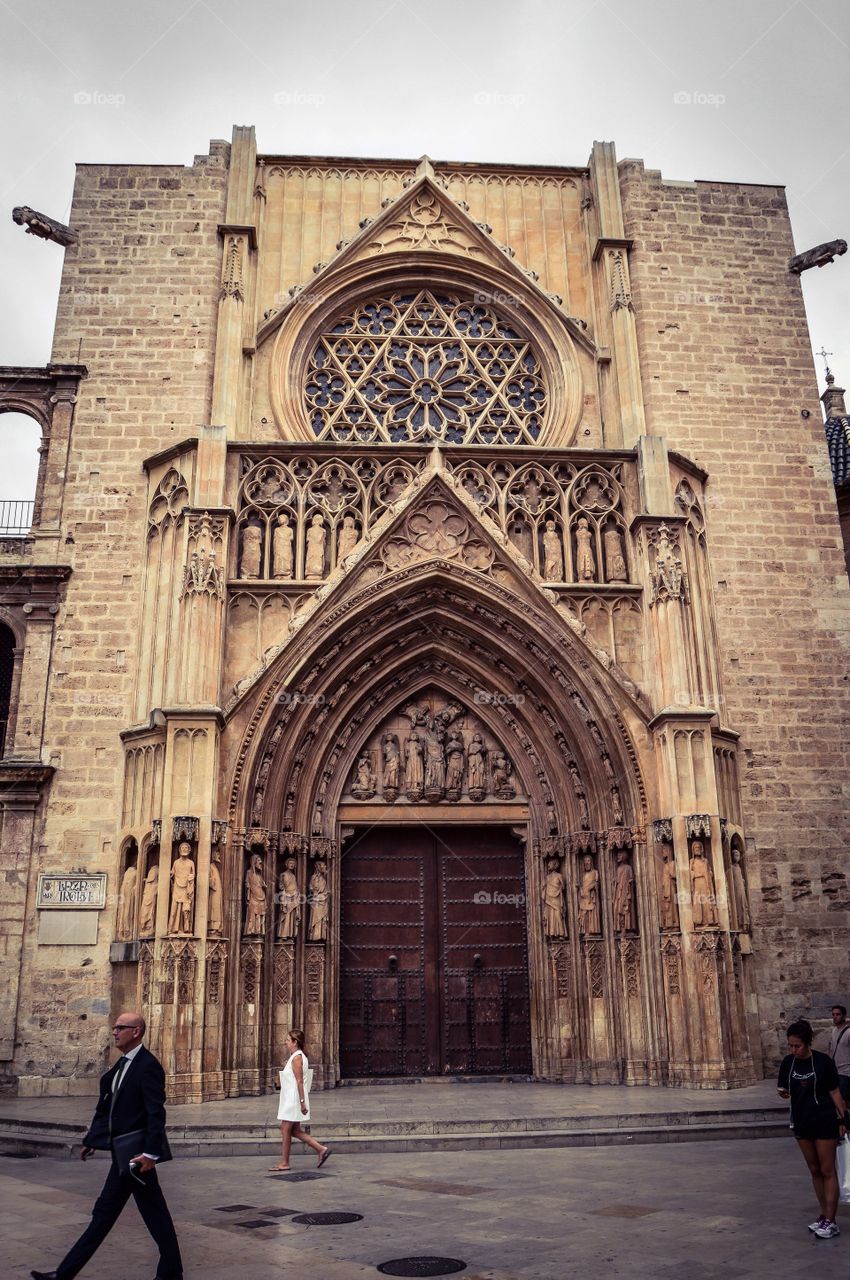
[1,128,848,1100]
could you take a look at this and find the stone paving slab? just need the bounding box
[4,1137,847,1280]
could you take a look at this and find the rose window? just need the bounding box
[304,290,548,446]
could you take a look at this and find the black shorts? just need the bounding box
[793,1115,841,1142]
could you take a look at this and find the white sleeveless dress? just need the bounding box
[277,1049,312,1121]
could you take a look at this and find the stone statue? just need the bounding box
[337,515,359,562]
[689,840,718,927]
[491,751,515,799]
[307,860,329,941]
[168,841,195,935]
[730,845,750,932]
[382,734,400,796]
[244,852,268,935]
[208,851,223,934]
[445,731,465,797]
[272,515,294,579]
[603,525,628,582]
[424,729,446,797]
[542,519,564,582]
[117,864,137,940]
[467,732,487,797]
[659,847,679,930]
[543,858,568,937]
[509,518,534,565]
[612,847,636,933]
[578,854,601,936]
[305,513,326,579]
[277,857,301,939]
[139,865,158,937]
[404,731,424,798]
[351,753,376,799]
[575,517,596,582]
[239,524,262,579]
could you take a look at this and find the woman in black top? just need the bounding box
[777,1018,848,1239]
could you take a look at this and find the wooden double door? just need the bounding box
[340,826,532,1077]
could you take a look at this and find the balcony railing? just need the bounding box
[0,500,33,537]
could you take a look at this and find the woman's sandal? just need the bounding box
[268,1164,291,1172]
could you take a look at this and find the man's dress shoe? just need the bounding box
[31,1271,58,1279]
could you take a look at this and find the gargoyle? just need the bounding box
[12,205,78,248]
[788,238,847,275]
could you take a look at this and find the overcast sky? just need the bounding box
[1,0,848,499]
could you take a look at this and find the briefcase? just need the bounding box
[111,1129,147,1176]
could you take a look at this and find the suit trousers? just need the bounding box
[56,1159,182,1279]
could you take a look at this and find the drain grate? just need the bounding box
[214,1204,256,1213]
[292,1211,363,1225]
[256,1207,298,1218]
[236,1219,276,1229]
[275,1170,324,1181]
[377,1260,467,1277]
[1,1152,38,1159]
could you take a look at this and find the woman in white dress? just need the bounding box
[268,1029,332,1172]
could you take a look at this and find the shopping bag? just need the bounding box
[838,1135,850,1205]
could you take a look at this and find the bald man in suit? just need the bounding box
[31,1011,182,1280]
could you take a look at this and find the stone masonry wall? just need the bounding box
[619,160,850,1066]
[15,145,228,1089]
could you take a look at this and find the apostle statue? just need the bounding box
[244,852,268,935]
[543,858,568,937]
[612,847,636,933]
[208,850,223,935]
[272,514,294,579]
[689,840,719,927]
[168,842,196,935]
[730,844,751,933]
[277,857,301,939]
[575,517,596,582]
[351,753,376,799]
[424,729,446,797]
[603,524,628,582]
[116,863,137,940]
[578,854,601,936]
[659,847,679,930]
[305,513,327,579]
[542,519,564,582]
[382,733,401,795]
[445,731,465,797]
[404,731,424,798]
[337,515,359,563]
[467,732,488,797]
[138,864,158,937]
[307,860,330,942]
[239,523,262,579]
[491,751,515,799]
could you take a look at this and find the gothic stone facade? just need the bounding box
[1,129,848,1099]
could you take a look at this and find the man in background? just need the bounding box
[829,1004,850,1102]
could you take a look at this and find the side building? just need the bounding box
[1,129,848,1099]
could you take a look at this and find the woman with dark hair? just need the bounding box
[778,1018,848,1239]
[268,1029,332,1173]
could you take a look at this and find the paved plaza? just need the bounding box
[5,1137,846,1280]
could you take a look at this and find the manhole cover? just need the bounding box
[377,1260,467,1277]
[273,1170,324,1181]
[292,1211,364,1225]
[214,1204,256,1213]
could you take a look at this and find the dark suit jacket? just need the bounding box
[83,1045,173,1162]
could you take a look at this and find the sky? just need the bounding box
[1,0,848,499]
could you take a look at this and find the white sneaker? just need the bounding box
[808,1216,827,1232]
[813,1220,840,1239]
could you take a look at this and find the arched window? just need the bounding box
[304,289,547,446]
[0,622,15,755]
[0,412,41,535]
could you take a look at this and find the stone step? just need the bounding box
[0,1115,789,1159]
